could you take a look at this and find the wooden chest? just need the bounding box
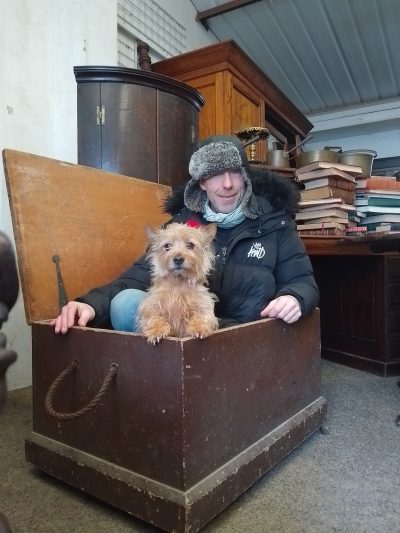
[3,149,327,533]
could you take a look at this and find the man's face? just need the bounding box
[199,171,245,214]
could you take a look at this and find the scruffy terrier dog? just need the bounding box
[138,222,219,344]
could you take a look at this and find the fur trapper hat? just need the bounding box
[184,135,258,218]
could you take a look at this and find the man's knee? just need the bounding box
[110,289,147,332]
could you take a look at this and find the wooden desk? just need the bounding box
[303,236,400,377]
[303,234,400,256]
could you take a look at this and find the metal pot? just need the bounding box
[267,134,313,168]
[267,149,289,168]
[339,149,377,177]
[294,146,342,168]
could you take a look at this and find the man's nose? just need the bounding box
[222,172,233,188]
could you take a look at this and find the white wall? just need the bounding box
[304,99,400,161]
[1,0,118,390]
[158,0,215,50]
[0,0,215,390]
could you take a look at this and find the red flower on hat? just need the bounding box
[186,219,201,229]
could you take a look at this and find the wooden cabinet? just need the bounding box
[304,237,400,376]
[152,40,312,161]
[74,66,204,187]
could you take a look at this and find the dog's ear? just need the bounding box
[145,226,157,242]
[203,223,217,241]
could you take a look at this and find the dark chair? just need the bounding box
[0,231,19,532]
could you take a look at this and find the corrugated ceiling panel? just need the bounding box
[192,0,400,114]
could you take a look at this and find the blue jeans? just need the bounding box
[110,289,147,332]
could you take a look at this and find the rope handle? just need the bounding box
[44,360,118,421]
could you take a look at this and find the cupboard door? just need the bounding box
[386,255,400,360]
[157,91,197,187]
[77,83,102,169]
[313,256,383,356]
[101,83,158,183]
[230,74,266,160]
[312,256,386,362]
[230,76,262,131]
[178,72,219,140]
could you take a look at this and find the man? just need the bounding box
[52,135,319,334]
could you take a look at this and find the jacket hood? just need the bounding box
[164,166,300,216]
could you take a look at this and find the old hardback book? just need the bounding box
[307,215,350,225]
[295,207,352,221]
[295,162,362,177]
[355,195,400,207]
[299,199,355,211]
[357,205,400,214]
[296,220,346,231]
[297,227,346,236]
[366,225,393,234]
[365,222,400,231]
[356,177,400,191]
[302,176,357,191]
[345,226,368,236]
[300,186,355,204]
[345,225,368,232]
[362,213,400,224]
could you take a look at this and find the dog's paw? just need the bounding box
[186,316,218,340]
[144,326,171,346]
[146,334,162,345]
[186,324,214,340]
[146,330,168,344]
[143,321,171,345]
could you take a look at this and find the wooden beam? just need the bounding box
[196,0,262,24]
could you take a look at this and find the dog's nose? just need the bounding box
[173,256,184,267]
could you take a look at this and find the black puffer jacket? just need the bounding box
[78,168,319,328]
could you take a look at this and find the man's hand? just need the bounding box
[50,301,95,334]
[260,295,301,324]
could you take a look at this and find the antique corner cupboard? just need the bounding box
[74,66,205,187]
[152,40,313,161]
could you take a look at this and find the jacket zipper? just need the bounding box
[214,246,227,292]
[221,246,227,264]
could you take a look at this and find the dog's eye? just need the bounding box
[164,243,172,250]
[186,242,195,250]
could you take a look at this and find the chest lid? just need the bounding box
[3,149,170,324]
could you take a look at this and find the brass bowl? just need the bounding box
[235,126,270,143]
[235,127,270,160]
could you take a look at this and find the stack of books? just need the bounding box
[355,176,400,234]
[295,161,363,235]
[296,198,359,235]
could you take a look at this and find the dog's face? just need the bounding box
[145,223,216,282]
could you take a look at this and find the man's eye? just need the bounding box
[187,242,195,250]
[164,243,172,250]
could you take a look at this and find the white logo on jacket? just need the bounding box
[247,242,265,259]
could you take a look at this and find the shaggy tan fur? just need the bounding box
[138,223,219,344]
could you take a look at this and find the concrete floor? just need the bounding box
[1,360,399,532]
